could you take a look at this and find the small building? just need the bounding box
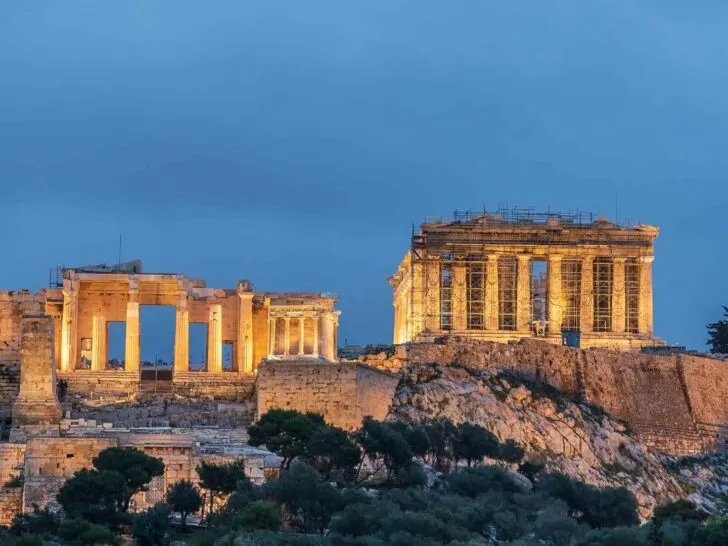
[389,208,661,349]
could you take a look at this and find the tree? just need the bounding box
[56,468,127,523]
[575,526,648,546]
[443,466,521,498]
[518,460,545,487]
[538,474,638,529]
[248,409,325,469]
[92,447,165,513]
[649,499,707,544]
[498,439,526,466]
[707,306,728,354]
[196,459,247,518]
[264,462,344,534]
[356,417,414,483]
[304,424,361,481]
[452,423,500,467]
[233,500,283,531]
[131,503,171,546]
[422,418,457,471]
[9,506,60,536]
[57,518,121,546]
[166,480,202,531]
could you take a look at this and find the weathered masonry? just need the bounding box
[0,261,340,396]
[389,209,662,349]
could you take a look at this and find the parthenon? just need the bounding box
[389,208,661,349]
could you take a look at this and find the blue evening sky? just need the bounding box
[1,2,727,358]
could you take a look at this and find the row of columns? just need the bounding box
[267,312,338,361]
[407,254,654,337]
[59,285,258,374]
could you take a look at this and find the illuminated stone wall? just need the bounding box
[255,361,399,430]
[354,337,728,456]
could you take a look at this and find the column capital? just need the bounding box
[236,279,254,294]
[517,254,532,263]
[548,254,563,262]
[613,257,628,264]
[639,255,655,264]
[487,253,500,262]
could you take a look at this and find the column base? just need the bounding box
[12,399,62,426]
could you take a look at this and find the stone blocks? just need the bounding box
[12,315,62,426]
[255,361,399,430]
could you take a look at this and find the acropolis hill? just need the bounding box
[1,208,728,522]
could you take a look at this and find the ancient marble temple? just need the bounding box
[389,209,661,349]
[0,261,341,387]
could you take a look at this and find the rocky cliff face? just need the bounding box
[388,363,685,519]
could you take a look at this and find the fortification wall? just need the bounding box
[679,354,728,425]
[366,338,581,392]
[256,362,399,430]
[354,338,728,456]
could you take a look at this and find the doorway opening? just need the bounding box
[106,322,126,369]
[223,342,234,371]
[189,323,209,371]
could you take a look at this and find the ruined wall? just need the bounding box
[23,436,119,512]
[256,362,399,430]
[0,489,22,525]
[173,373,256,401]
[0,292,44,414]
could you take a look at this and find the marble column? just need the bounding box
[547,255,563,335]
[60,288,75,372]
[174,292,189,373]
[320,312,337,362]
[580,256,594,334]
[268,317,276,358]
[411,262,425,338]
[425,261,441,331]
[612,258,627,334]
[516,255,532,333]
[312,316,319,358]
[237,290,254,374]
[296,318,303,356]
[91,315,104,371]
[207,304,223,373]
[284,318,291,356]
[452,263,467,331]
[125,285,140,372]
[638,256,655,335]
[486,254,500,330]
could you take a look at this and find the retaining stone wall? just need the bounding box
[256,362,399,430]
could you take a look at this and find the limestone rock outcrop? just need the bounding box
[388,363,685,519]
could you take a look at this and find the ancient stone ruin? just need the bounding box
[390,208,660,349]
[0,209,726,523]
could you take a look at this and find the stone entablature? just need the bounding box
[389,210,662,349]
[0,261,340,384]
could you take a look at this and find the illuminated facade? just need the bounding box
[389,209,661,349]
